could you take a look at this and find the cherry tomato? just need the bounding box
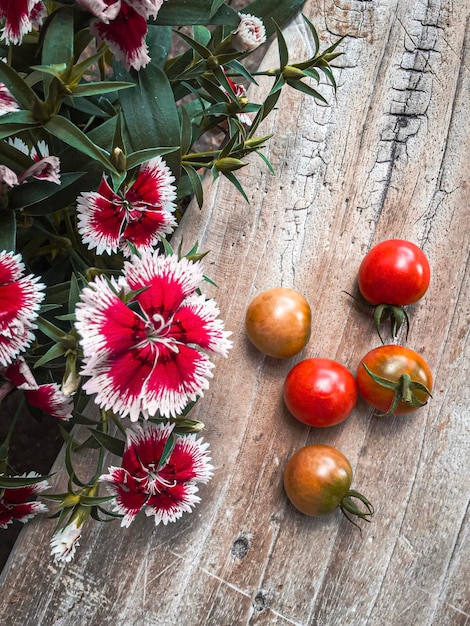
[283,444,373,525]
[283,358,357,427]
[245,288,311,358]
[358,239,430,306]
[356,344,433,416]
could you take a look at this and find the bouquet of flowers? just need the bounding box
[0,0,341,563]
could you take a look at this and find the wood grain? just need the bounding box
[1,0,469,624]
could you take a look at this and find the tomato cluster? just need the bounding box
[244,239,434,528]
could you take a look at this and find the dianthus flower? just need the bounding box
[100,422,214,526]
[0,0,46,45]
[74,251,232,420]
[76,156,177,256]
[76,0,165,71]
[50,517,82,563]
[3,358,73,420]
[232,13,266,52]
[0,250,45,367]
[0,82,19,115]
[5,138,61,185]
[0,472,49,528]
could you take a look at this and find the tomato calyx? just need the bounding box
[373,304,410,344]
[343,291,409,343]
[340,489,374,530]
[361,362,432,416]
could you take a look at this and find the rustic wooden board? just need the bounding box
[2,0,469,624]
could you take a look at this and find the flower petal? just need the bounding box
[145,482,200,525]
[160,433,214,484]
[25,383,74,420]
[0,82,19,115]
[77,176,125,255]
[90,3,150,71]
[124,252,204,322]
[0,0,46,45]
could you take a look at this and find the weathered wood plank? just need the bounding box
[1,0,469,624]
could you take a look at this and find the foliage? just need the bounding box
[0,0,342,561]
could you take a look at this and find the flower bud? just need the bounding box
[214,157,247,172]
[232,13,266,52]
[111,147,127,173]
[282,66,307,80]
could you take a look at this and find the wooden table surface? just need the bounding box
[2,1,469,624]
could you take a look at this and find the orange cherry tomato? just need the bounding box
[245,288,311,358]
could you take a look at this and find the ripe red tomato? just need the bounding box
[245,288,311,358]
[358,239,431,306]
[356,344,433,416]
[283,358,357,427]
[283,444,373,525]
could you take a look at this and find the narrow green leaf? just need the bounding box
[180,107,193,156]
[0,110,38,127]
[273,20,289,68]
[256,150,275,174]
[8,172,84,211]
[287,79,328,103]
[210,0,226,18]
[71,81,135,97]
[44,115,118,174]
[0,139,32,171]
[182,164,204,208]
[126,147,179,170]
[0,210,16,251]
[302,14,320,56]
[0,474,52,488]
[33,342,66,368]
[88,429,125,458]
[173,30,212,59]
[0,59,43,111]
[222,170,249,203]
[36,316,66,342]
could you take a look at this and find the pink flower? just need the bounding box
[76,156,177,256]
[232,13,266,52]
[224,75,254,127]
[0,250,45,367]
[3,358,73,420]
[100,422,214,526]
[0,472,49,528]
[77,0,165,71]
[74,251,232,420]
[0,82,19,115]
[0,0,46,45]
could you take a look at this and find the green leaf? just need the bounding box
[273,21,289,68]
[244,0,305,38]
[256,150,275,174]
[287,79,328,103]
[222,170,249,202]
[33,342,66,368]
[156,0,239,27]
[115,63,181,179]
[71,81,135,97]
[0,139,33,171]
[182,164,204,208]
[210,0,227,18]
[0,474,52,488]
[179,107,194,156]
[0,210,16,251]
[88,429,125,458]
[36,316,66,342]
[7,172,84,211]
[302,14,320,56]
[173,30,212,60]
[41,5,74,67]
[146,25,173,67]
[44,115,119,174]
[126,146,179,170]
[0,110,38,127]
[0,59,43,111]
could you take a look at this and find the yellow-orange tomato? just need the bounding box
[284,445,353,517]
[245,288,311,358]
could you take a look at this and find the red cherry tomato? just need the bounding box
[358,239,431,306]
[283,358,357,427]
[356,344,433,416]
[245,288,311,358]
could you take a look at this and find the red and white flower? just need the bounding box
[0,472,49,528]
[77,156,177,256]
[0,82,19,116]
[3,358,73,420]
[74,251,232,421]
[50,517,82,563]
[76,0,165,71]
[100,422,214,527]
[224,75,254,127]
[0,250,45,367]
[8,138,61,185]
[0,0,46,46]
[232,13,266,52]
